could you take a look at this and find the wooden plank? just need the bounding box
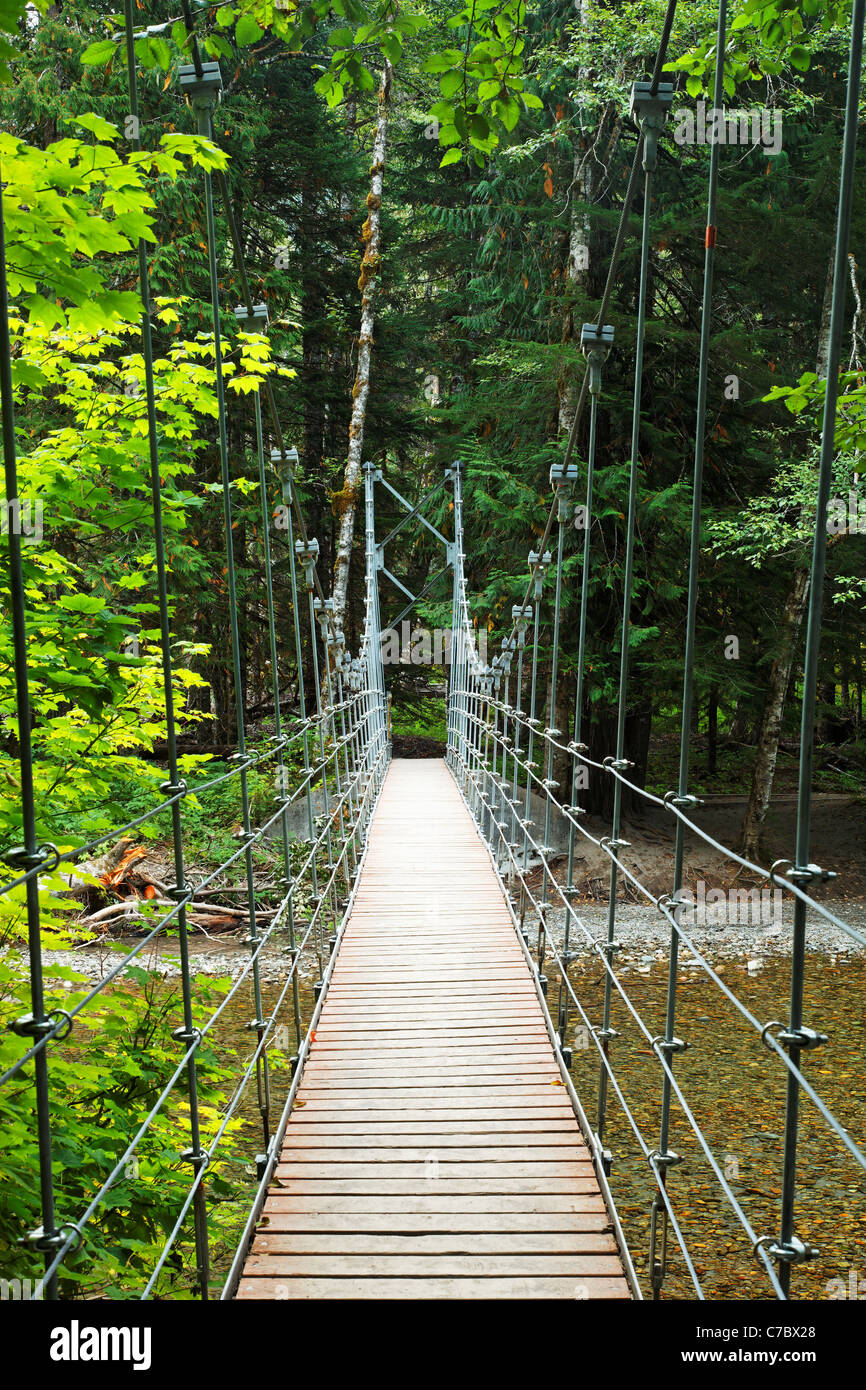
[268,1179,602,1195]
[242,1254,626,1278]
[257,1213,613,1234]
[292,1094,575,1111]
[234,759,629,1302]
[261,1194,609,1214]
[274,1162,595,1179]
[236,1277,630,1300]
[278,1145,590,1161]
[250,1234,618,1256]
[280,1121,583,1137]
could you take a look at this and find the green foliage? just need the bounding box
[666,0,853,92]
[0,945,255,1297]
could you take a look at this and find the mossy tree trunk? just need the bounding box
[332,61,393,634]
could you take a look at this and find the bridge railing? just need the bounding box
[0,3,389,1300]
[445,0,866,1301]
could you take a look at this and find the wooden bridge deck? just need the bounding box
[236,758,630,1300]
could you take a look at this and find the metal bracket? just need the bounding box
[630,80,674,172]
[270,446,298,507]
[295,536,319,588]
[178,61,222,134]
[527,549,552,599]
[233,302,268,333]
[580,323,615,396]
[550,462,578,520]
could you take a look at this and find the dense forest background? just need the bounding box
[1,0,865,1305]
[1,0,865,869]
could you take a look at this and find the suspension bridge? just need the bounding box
[2,0,865,1303]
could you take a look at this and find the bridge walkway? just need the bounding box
[235,758,630,1299]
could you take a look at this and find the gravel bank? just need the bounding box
[35,896,866,985]
[542,901,866,964]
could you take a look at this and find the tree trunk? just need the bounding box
[739,249,836,861]
[740,568,810,860]
[331,62,392,632]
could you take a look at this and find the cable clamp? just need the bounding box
[761,1019,828,1053]
[540,779,559,791]
[19,1220,83,1254]
[650,1033,689,1055]
[593,1025,620,1041]
[10,1007,73,1042]
[172,1025,202,1047]
[544,727,562,739]
[600,836,631,851]
[567,741,588,755]
[664,790,704,809]
[566,804,586,817]
[179,1147,210,1172]
[229,750,255,768]
[2,841,60,874]
[599,940,622,955]
[786,861,837,887]
[603,756,633,771]
[244,1018,267,1032]
[753,1234,818,1267]
[647,1149,683,1171]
